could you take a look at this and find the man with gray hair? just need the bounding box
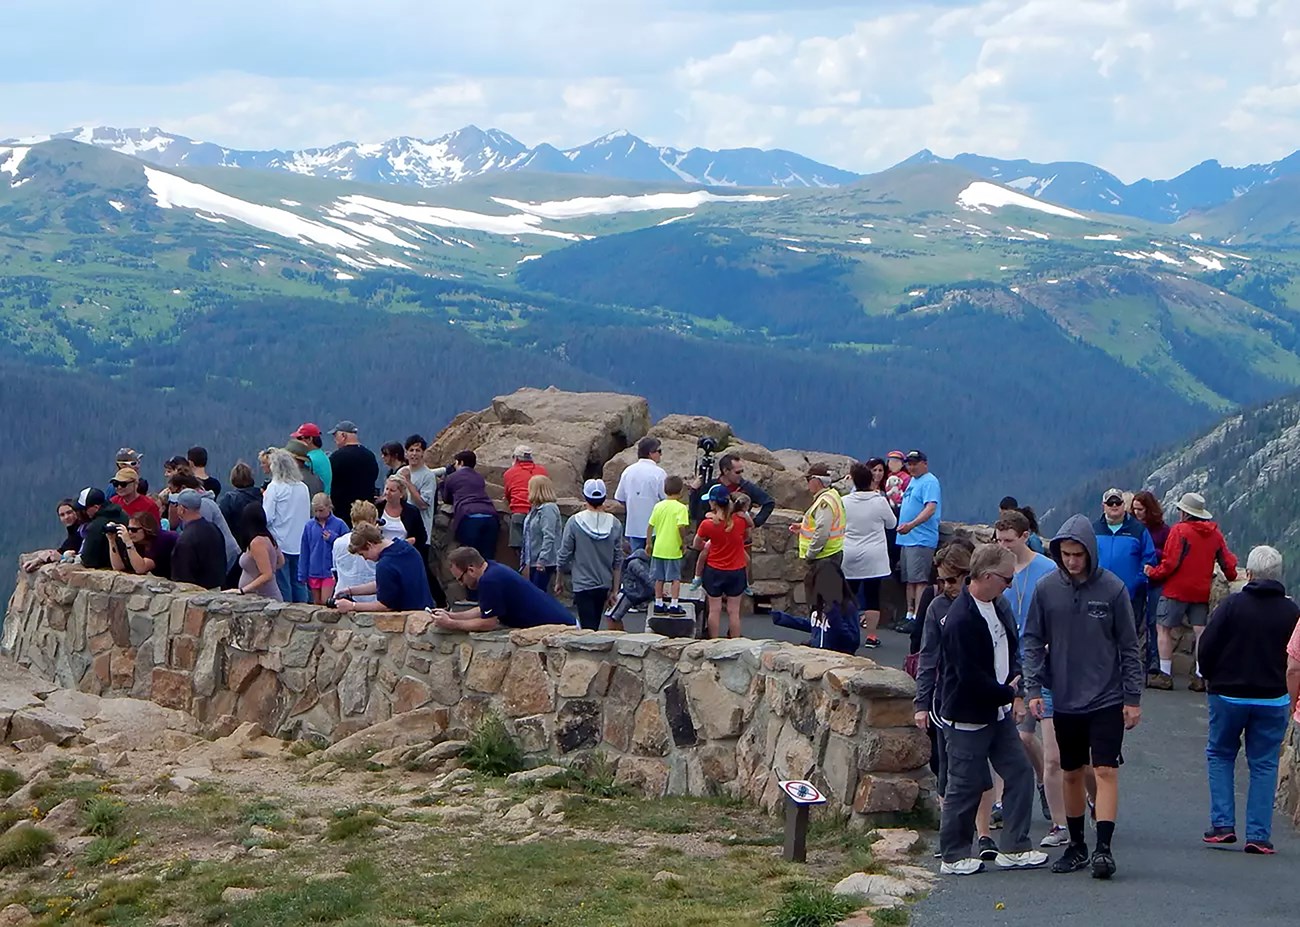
[935,543,1047,875]
[614,436,666,553]
[1197,544,1299,854]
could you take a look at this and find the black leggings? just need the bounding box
[573,588,609,631]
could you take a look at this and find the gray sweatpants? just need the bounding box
[939,716,1035,862]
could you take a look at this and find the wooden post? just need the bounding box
[783,800,811,863]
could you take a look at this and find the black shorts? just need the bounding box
[702,566,747,599]
[848,577,882,612]
[1053,705,1125,771]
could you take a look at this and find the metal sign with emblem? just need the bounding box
[777,778,826,861]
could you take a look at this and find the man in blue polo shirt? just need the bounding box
[335,523,433,612]
[430,547,577,631]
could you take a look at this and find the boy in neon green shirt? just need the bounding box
[646,475,691,615]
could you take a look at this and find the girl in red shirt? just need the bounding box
[693,485,750,639]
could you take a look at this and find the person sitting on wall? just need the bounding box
[334,523,433,613]
[429,547,577,631]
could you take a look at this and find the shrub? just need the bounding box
[764,883,860,927]
[82,797,125,837]
[83,834,133,868]
[325,806,382,842]
[0,826,57,870]
[0,768,24,797]
[461,714,524,777]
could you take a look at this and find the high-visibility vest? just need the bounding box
[798,488,846,560]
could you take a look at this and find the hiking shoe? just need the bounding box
[1051,842,1090,873]
[1244,840,1275,855]
[940,858,985,876]
[1090,848,1116,879]
[665,604,687,616]
[996,850,1048,869]
[1188,676,1206,692]
[990,802,1004,830]
[1203,826,1237,844]
[977,836,1000,861]
[862,636,881,649]
[1038,783,1051,821]
[687,577,702,590]
[1041,825,1070,848]
[1148,672,1174,690]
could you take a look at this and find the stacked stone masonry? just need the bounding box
[3,566,931,821]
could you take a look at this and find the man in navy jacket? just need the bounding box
[935,544,1047,875]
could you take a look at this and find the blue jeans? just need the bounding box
[275,554,310,603]
[1142,582,1161,673]
[1206,694,1291,842]
[457,514,500,563]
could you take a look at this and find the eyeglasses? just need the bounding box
[938,574,965,586]
[450,567,466,583]
[991,572,1015,585]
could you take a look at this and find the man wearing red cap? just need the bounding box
[293,423,333,497]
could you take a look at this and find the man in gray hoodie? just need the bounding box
[558,478,624,631]
[1023,514,1142,880]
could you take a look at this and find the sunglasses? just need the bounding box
[938,574,965,586]
[1104,499,1124,506]
[128,526,144,533]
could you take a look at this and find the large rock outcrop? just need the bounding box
[3,566,931,821]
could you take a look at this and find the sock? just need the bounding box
[655,598,664,608]
[1159,659,1172,675]
[1096,820,1115,852]
[670,597,678,606]
[1067,815,1086,845]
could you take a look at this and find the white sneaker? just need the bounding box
[905,611,916,624]
[940,858,985,876]
[1040,826,1070,848]
[995,850,1049,869]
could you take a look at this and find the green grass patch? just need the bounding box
[82,832,135,867]
[461,714,525,777]
[82,796,126,837]
[873,907,910,926]
[764,882,861,927]
[325,805,384,842]
[0,767,24,797]
[240,799,289,831]
[28,777,105,815]
[0,825,56,870]
[216,867,375,926]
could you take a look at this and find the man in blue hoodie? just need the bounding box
[1093,488,1157,659]
[1024,515,1143,880]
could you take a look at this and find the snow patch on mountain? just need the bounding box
[333,194,580,240]
[956,182,1086,219]
[490,190,778,220]
[0,147,30,178]
[1085,234,1122,241]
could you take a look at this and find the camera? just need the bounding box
[325,593,354,609]
[695,436,718,485]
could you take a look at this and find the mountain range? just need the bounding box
[5,125,860,190]
[10,125,1300,225]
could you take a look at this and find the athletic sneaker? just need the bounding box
[1188,676,1206,692]
[665,604,687,616]
[904,610,915,624]
[1090,848,1116,879]
[1203,826,1237,844]
[990,802,1004,830]
[1038,784,1050,821]
[1147,672,1174,690]
[687,577,702,591]
[996,850,1048,869]
[744,585,755,596]
[1244,840,1275,855]
[940,858,985,876]
[977,836,999,861]
[862,636,881,649]
[1040,825,1070,848]
[1051,842,1090,873]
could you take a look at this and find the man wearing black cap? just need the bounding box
[329,421,379,527]
[897,450,942,627]
[74,487,126,569]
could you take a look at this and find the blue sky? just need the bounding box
[2,0,1297,180]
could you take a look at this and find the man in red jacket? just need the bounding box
[502,445,548,560]
[1145,492,1237,692]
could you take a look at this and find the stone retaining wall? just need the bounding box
[3,565,930,821]
[1281,722,1300,831]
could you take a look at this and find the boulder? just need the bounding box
[427,387,651,499]
[321,707,449,760]
[6,706,84,745]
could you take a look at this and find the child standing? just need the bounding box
[299,493,347,604]
[647,475,691,615]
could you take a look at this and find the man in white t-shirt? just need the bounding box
[614,436,666,551]
[935,544,1047,876]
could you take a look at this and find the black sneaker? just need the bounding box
[862,636,881,649]
[1038,783,1051,821]
[1203,826,1237,845]
[1244,840,1275,855]
[1051,842,1090,874]
[665,604,687,616]
[978,835,999,861]
[1090,848,1116,880]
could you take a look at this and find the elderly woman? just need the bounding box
[262,448,310,602]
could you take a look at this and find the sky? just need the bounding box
[2,0,1298,181]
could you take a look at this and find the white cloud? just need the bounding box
[1,0,1298,180]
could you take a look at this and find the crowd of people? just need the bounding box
[24,427,1300,874]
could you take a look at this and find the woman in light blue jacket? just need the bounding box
[521,474,563,593]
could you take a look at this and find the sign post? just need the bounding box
[778,779,827,863]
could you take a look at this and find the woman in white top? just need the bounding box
[262,449,311,602]
[332,500,379,603]
[841,458,898,649]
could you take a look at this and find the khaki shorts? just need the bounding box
[899,546,936,584]
[1156,596,1209,628]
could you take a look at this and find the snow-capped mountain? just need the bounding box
[6,126,858,190]
[900,148,1300,223]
